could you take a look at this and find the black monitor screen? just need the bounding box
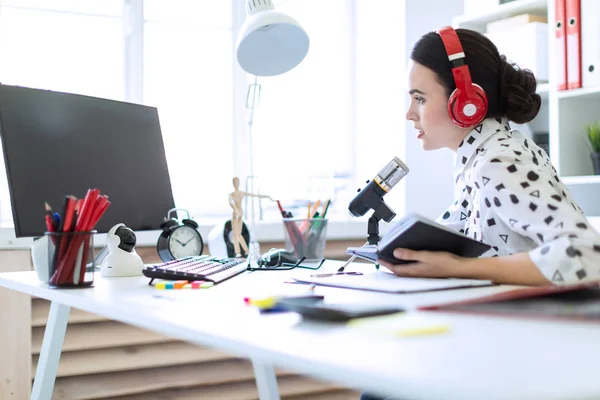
[0,84,176,237]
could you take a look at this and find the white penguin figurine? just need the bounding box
[101,223,144,277]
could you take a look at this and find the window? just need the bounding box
[251,0,407,222]
[249,0,355,222]
[0,0,405,231]
[0,0,124,226]
[142,0,234,222]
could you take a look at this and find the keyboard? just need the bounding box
[142,256,247,285]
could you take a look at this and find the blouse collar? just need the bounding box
[454,116,511,176]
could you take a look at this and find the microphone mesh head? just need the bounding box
[375,157,409,192]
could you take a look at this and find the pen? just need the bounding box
[321,199,331,218]
[311,199,321,218]
[44,202,59,230]
[51,196,69,276]
[53,213,60,228]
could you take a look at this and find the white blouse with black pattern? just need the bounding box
[435,116,600,284]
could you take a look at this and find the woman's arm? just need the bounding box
[379,248,550,286]
[459,252,550,285]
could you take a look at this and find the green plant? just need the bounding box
[586,122,600,153]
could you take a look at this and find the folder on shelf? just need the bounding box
[566,0,582,89]
[581,0,600,88]
[555,0,568,90]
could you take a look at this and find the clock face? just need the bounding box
[168,226,202,259]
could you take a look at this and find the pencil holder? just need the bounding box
[282,218,328,261]
[44,231,96,288]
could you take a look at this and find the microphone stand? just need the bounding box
[367,214,382,246]
[338,200,396,272]
[367,200,396,246]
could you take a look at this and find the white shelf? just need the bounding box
[561,175,600,185]
[557,86,600,100]
[452,0,600,215]
[536,82,550,99]
[588,216,600,233]
[453,0,548,30]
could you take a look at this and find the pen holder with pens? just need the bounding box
[45,230,96,288]
[282,218,328,261]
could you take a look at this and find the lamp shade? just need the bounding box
[236,0,309,76]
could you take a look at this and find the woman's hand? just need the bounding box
[378,249,551,285]
[377,248,469,279]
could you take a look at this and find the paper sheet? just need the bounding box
[294,270,493,293]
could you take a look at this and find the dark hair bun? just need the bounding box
[499,55,541,124]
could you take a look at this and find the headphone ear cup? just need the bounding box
[448,84,488,128]
[448,88,463,127]
[470,84,489,120]
[182,219,199,229]
[160,219,179,231]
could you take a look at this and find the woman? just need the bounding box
[379,27,600,286]
[361,25,600,400]
[382,27,600,286]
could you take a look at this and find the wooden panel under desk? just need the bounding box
[0,250,33,400]
[31,320,171,354]
[32,341,234,378]
[51,359,302,400]
[52,360,356,400]
[107,375,352,400]
[32,297,108,327]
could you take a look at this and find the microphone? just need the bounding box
[348,156,409,222]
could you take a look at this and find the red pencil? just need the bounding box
[79,198,110,283]
[55,189,98,284]
[276,200,285,217]
[63,189,99,283]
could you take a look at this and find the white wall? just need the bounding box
[401,0,464,219]
[353,0,407,224]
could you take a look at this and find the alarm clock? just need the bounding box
[157,208,204,262]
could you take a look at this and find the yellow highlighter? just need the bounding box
[394,325,450,338]
[348,314,450,338]
[247,297,279,309]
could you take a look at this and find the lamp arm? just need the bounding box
[245,75,262,243]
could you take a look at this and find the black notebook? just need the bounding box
[346,212,491,264]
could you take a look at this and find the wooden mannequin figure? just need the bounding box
[229,176,274,257]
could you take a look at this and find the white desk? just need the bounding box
[2,262,600,400]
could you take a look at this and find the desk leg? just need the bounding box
[30,302,70,400]
[251,359,280,400]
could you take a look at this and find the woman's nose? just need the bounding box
[405,107,417,121]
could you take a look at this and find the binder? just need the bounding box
[420,280,600,323]
[581,0,600,88]
[566,0,582,89]
[555,0,568,90]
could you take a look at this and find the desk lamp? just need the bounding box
[235,0,309,254]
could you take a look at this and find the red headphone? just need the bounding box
[437,26,488,128]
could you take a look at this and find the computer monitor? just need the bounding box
[0,84,176,237]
